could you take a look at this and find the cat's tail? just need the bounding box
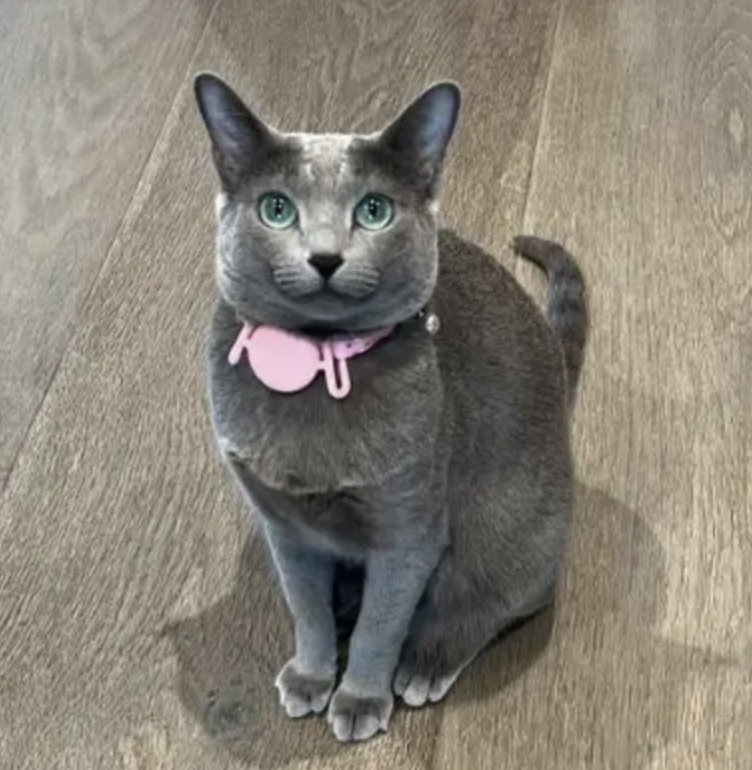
[512,236,588,402]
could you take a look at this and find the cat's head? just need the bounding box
[194,74,461,332]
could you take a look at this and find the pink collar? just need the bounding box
[228,323,395,400]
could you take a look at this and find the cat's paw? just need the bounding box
[326,682,393,742]
[393,661,461,707]
[274,658,336,719]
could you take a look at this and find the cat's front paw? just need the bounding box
[274,658,336,719]
[326,682,393,742]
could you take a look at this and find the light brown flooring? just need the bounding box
[0,0,750,767]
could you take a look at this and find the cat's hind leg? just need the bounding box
[394,580,555,707]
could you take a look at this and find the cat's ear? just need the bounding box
[377,81,461,185]
[194,73,276,192]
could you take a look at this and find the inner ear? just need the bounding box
[378,81,461,174]
[194,72,278,191]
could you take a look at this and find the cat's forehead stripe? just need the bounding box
[290,133,354,186]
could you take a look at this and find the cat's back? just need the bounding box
[434,229,566,418]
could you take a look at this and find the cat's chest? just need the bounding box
[213,394,393,493]
[246,481,389,555]
[207,304,443,494]
[210,351,442,497]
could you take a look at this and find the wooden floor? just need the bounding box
[1,0,750,767]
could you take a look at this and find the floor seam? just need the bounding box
[519,0,565,239]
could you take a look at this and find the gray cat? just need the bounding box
[194,73,588,743]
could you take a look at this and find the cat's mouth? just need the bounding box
[279,283,379,306]
[273,283,382,329]
[225,262,423,335]
[272,264,380,303]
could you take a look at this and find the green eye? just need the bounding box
[258,192,297,229]
[354,193,394,230]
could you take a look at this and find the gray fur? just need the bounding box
[194,73,588,743]
[512,235,589,402]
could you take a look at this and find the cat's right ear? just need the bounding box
[375,81,461,193]
[194,73,276,192]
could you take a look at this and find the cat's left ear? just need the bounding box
[377,81,461,187]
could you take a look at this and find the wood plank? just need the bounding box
[437,0,752,768]
[0,0,216,489]
[0,0,559,767]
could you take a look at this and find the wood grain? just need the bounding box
[0,0,217,489]
[434,0,752,767]
[0,0,558,768]
[2,0,750,768]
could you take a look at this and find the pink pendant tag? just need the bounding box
[228,323,394,400]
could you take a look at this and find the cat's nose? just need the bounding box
[308,253,344,280]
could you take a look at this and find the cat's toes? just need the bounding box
[274,658,336,719]
[326,683,393,742]
[393,661,461,708]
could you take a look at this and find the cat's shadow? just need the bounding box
[163,484,707,768]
